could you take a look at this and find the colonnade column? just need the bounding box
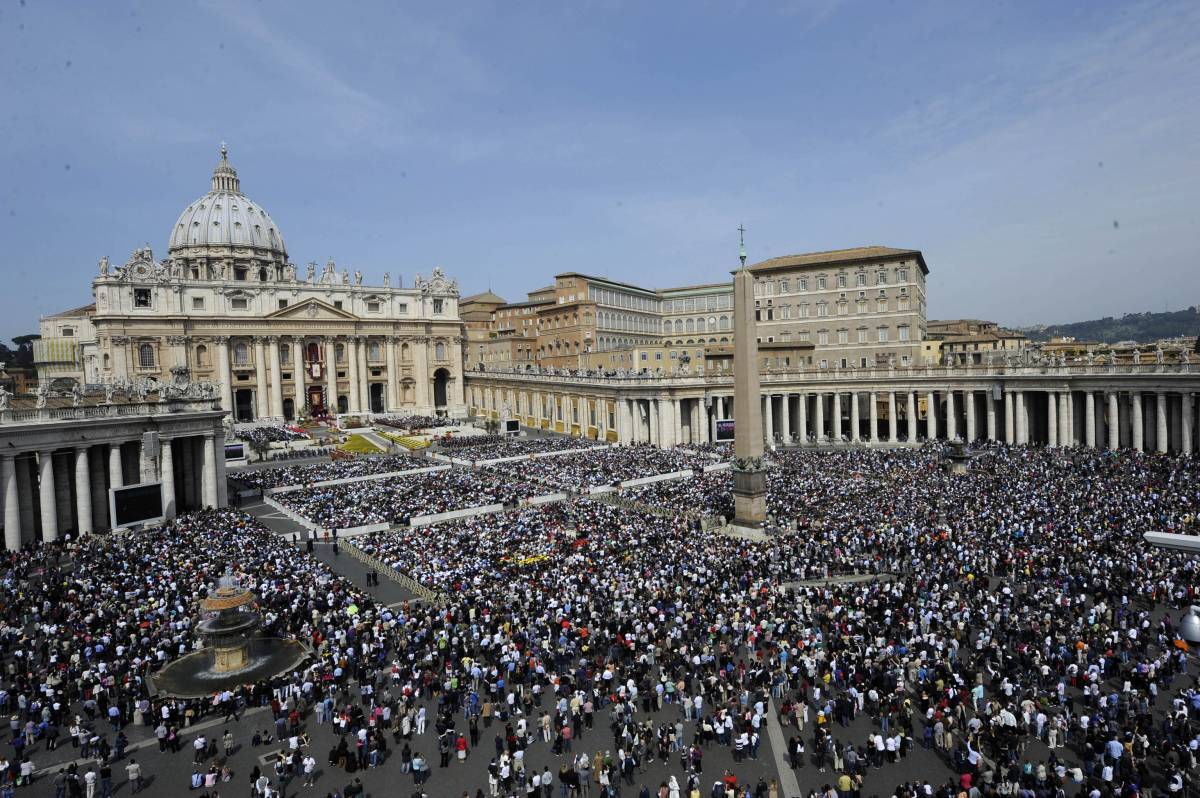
[201,433,218,508]
[965,390,976,442]
[1085,392,1096,448]
[160,438,176,520]
[869,391,879,443]
[1131,393,1144,452]
[325,338,338,413]
[780,394,791,444]
[294,337,307,416]
[764,394,774,446]
[797,393,808,443]
[74,447,93,536]
[850,392,860,442]
[1015,391,1027,445]
[38,451,57,542]
[1048,392,1059,447]
[268,336,283,419]
[946,390,957,441]
[648,400,659,446]
[1182,393,1194,456]
[832,393,843,441]
[2,456,19,551]
[253,336,268,419]
[1107,393,1119,450]
[986,393,997,442]
[925,391,937,440]
[904,392,914,443]
[1004,392,1015,444]
[1157,392,1169,453]
[108,443,123,489]
[1058,392,1070,447]
[815,394,825,441]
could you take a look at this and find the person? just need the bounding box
[303,754,317,787]
[125,759,142,794]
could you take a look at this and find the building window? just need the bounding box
[818,330,829,345]
[898,268,908,282]
[877,327,889,343]
[367,301,380,313]
[434,342,446,360]
[856,273,866,287]
[877,299,888,312]
[233,342,249,365]
[134,289,151,308]
[137,343,155,368]
[278,299,289,309]
[433,298,444,315]
[837,274,847,289]
[877,271,888,285]
[279,344,291,365]
[799,278,809,291]
[231,297,248,310]
[817,276,826,290]
[333,301,343,310]
[780,280,789,293]
[837,301,848,316]
[195,344,209,367]
[816,302,828,317]
[898,298,910,312]
[397,303,408,314]
[857,328,868,344]
[335,344,345,363]
[898,325,911,341]
[368,341,382,361]
[837,329,848,345]
[799,331,811,343]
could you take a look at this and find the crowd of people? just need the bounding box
[236,425,311,447]
[1,443,1199,798]
[230,454,416,491]
[377,415,461,432]
[480,444,722,492]
[439,435,603,461]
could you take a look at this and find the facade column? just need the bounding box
[869,391,879,443]
[780,394,791,444]
[1004,392,1015,444]
[108,443,123,488]
[268,336,283,419]
[850,392,860,442]
[14,458,33,540]
[386,337,399,411]
[986,392,997,442]
[617,398,630,444]
[359,338,371,412]
[413,338,431,411]
[293,337,307,416]
[815,394,825,441]
[1048,392,1059,447]
[74,447,93,536]
[201,434,218,508]
[347,337,362,413]
[1085,392,1096,448]
[763,394,774,446]
[648,399,659,446]
[1058,392,1070,447]
[216,336,233,414]
[906,392,916,443]
[660,398,676,447]
[1016,391,1028,445]
[253,336,268,419]
[1107,392,1119,450]
[325,338,338,413]
[160,438,176,519]
[1182,393,1194,456]
[2,456,20,551]
[887,391,897,443]
[38,450,58,542]
[925,391,937,440]
[797,393,808,443]
[946,390,957,440]
[1157,392,1169,453]
[965,390,976,442]
[832,392,843,441]
[1131,393,1144,451]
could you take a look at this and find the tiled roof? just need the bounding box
[748,246,927,274]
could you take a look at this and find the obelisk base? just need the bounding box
[731,465,768,529]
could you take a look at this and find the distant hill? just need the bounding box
[1018,307,1199,344]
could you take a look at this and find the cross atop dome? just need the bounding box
[211,142,241,193]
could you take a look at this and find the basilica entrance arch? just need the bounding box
[433,368,450,411]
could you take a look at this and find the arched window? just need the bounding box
[233,342,249,365]
[279,344,290,365]
[368,341,382,361]
[685,318,695,334]
[196,344,209,367]
[434,342,446,361]
[103,353,111,370]
[401,342,411,362]
[138,344,155,368]
[335,344,345,363]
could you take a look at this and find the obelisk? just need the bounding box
[731,235,768,528]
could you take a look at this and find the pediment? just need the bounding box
[265,298,359,321]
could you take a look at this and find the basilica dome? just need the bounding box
[168,144,287,258]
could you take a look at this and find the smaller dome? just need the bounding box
[168,144,287,257]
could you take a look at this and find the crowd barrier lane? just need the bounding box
[409,503,506,528]
[702,462,731,473]
[263,463,451,496]
[344,540,446,605]
[618,469,694,488]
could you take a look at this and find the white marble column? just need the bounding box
[386,337,399,411]
[253,337,268,419]
[1016,391,1028,445]
[1004,392,1015,444]
[946,390,957,440]
[1085,392,1096,448]
[832,393,843,441]
[780,394,791,444]
[965,390,976,442]
[268,336,283,419]
[1107,392,1119,450]
[108,443,123,489]
[1157,392,1169,453]
[850,392,860,442]
[1131,393,1145,451]
[1058,392,1070,447]
[763,394,774,445]
[358,338,370,412]
[3,456,20,551]
[888,391,897,443]
[797,393,808,443]
[648,399,659,446]
[216,336,233,414]
[201,433,218,508]
[986,392,997,442]
[347,338,362,413]
[906,391,916,442]
[14,457,33,539]
[160,438,176,519]
[1182,393,1194,456]
[294,337,307,416]
[38,450,57,542]
[74,447,92,536]
[1048,392,1058,447]
[869,391,878,443]
[925,391,937,440]
[413,339,431,411]
[325,338,338,413]
[815,394,825,441]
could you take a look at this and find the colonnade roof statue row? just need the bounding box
[42,144,467,421]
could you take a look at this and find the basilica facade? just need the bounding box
[38,146,466,421]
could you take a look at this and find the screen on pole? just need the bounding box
[503,419,520,435]
[109,482,164,528]
[224,442,246,460]
[715,419,735,442]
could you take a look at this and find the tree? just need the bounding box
[9,335,40,367]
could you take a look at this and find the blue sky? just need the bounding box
[1,0,1197,340]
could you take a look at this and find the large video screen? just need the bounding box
[224,442,246,460]
[109,482,164,528]
[504,419,520,434]
[715,419,735,442]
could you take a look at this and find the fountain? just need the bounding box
[150,567,310,698]
[942,440,977,475]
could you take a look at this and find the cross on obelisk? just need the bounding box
[731,224,767,528]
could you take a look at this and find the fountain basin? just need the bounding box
[149,636,311,698]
